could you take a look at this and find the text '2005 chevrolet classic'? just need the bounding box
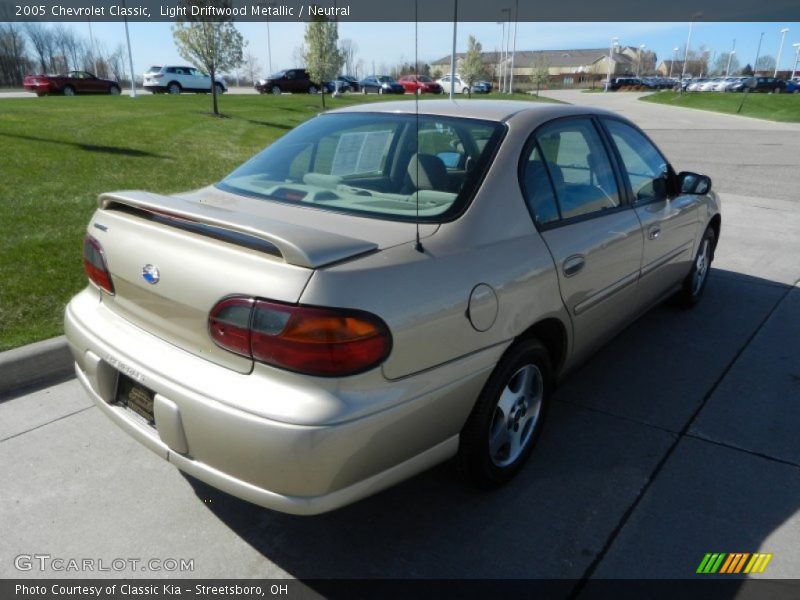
[65,100,720,515]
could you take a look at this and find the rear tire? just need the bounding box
[458,338,552,489]
[214,83,225,95]
[673,226,715,308]
[62,86,75,97]
[308,85,319,94]
[109,85,121,95]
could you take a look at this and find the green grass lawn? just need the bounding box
[641,90,800,122]
[0,91,557,351]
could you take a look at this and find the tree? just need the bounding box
[303,14,343,108]
[755,55,776,74]
[459,35,486,98]
[242,51,261,85]
[741,63,754,76]
[25,23,55,73]
[713,52,740,76]
[531,53,550,96]
[172,0,245,116]
[339,38,358,76]
[0,23,29,85]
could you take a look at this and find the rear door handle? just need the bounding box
[648,225,661,240]
[563,255,585,277]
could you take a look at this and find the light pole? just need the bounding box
[637,43,646,76]
[775,27,789,77]
[753,31,764,75]
[509,0,518,94]
[725,50,736,77]
[680,12,703,85]
[605,36,618,92]
[792,43,800,79]
[497,20,506,93]
[501,8,511,92]
[87,20,99,76]
[122,0,136,97]
[669,46,678,78]
[449,0,457,100]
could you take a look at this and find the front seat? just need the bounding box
[406,153,448,192]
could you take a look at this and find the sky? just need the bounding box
[64,20,800,79]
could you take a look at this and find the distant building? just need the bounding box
[656,60,708,78]
[431,46,656,87]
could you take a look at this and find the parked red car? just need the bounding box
[397,75,443,94]
[24,71,122,96]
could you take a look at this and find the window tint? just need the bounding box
[520,144,560,226]
[604,119,669,204]
[534,118,621,220]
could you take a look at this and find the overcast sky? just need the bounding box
[65,20,800,78]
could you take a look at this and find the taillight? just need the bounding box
[83,235,114,294]
[208,296,392,377]
[151,73,164,79]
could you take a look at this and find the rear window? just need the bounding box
[217,112,505,222]
[147,66,161,73]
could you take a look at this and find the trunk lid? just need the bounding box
[90,190,380,373]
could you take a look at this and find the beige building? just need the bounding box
[432,46,656,86]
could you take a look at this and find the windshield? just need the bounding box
[269,70,286,78]
[377,76,397,83]
[218,112,505,222]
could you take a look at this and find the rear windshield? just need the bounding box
[147,66,161,72]
[217,112,505,222]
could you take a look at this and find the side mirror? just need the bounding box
[678,171,712,195]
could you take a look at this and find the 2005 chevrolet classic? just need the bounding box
[65,100,720,514]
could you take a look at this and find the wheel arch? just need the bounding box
[707,213,722,257]
[515,317,569,377]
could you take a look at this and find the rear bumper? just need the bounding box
[64,288,498,514]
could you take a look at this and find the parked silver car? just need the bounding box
[65,101,720,514]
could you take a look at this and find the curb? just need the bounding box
[0,336,73,398]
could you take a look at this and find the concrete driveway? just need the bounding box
[1,91,799,588]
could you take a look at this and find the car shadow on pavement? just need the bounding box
[184,267,798,587]
[0,132,166,158]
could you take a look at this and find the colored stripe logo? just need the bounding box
[696,553,773,574]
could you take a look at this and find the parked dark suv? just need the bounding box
[255,69,321,95]
[732,76,787,93]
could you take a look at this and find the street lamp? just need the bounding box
[725,49,736,77]
[603,38,619,93]
[509,0,519,94]
[753,31,764,75]
[501,7,511,92]
[792,43,800,79]
[775,27,789,78]
[122,0,136,97]
[605,36,618,92]
[680,12,703,85]
[497,19,506,93]
[669,46,679,78]
[637,43,646,77]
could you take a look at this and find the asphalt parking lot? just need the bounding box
[1,91,799,587]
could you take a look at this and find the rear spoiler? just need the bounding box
[98,191,377,269]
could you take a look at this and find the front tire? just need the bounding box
[167,82,181,95]
[673,226,715,308]
[271,85,282,95]
[62,86,75,96]
[458,339,552,489]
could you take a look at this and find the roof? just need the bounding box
[325,99,614,123]
[432,48,636,68]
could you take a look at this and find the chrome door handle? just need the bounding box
[563,255,585,277]
[648,226,661,240]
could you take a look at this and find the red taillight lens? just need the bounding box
[208,297,392,377]
[83,235,114,294]
[208,296,254,356]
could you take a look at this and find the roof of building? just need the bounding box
[432,48,637,67]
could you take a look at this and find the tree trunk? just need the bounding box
[321,87,325,109]
[210,68,219,116]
